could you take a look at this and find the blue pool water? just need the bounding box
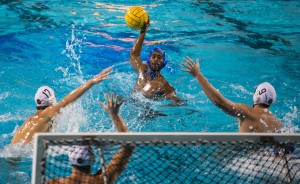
[0,0,299,183]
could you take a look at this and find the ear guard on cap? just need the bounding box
[68,146,95,167]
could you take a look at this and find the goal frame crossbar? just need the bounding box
[32,132,299,184]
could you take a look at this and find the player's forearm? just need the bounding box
[131,31,146,57]
[109,114,128,132]
[194,74,226,107]
[63,80,94,104]
[105,145,135,183]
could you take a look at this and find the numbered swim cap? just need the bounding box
[253,82,276,106]
[34,86,56,107]
[68,145,96,167]
[146,48,167,69]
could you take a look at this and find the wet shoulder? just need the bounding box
[138,65,149,73]
[255,111,283,132]
[156,75,171,85]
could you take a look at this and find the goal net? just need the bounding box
[32,133,299,184]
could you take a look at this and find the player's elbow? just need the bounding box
[213,99,229,110]
[130,50,139,58]
[214,100,238,116]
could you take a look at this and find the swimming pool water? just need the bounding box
[0,0,299,183]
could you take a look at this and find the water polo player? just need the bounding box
[182,57,284,133]
[130,17,184,106]
[11,67,111,144]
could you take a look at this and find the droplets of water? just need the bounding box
[0,112,24,123]
[55,66,69,77]
[59,26,85,78]
[0,141,34,158]
[0,112,12,122]
[259,118,268,127]
[0,92,9,101]
[283,106,298,123]
[63,28,82,62]
[282,105,299,132]
[263,108,273,114]
[229,83,251,98]
[50,102,87,133]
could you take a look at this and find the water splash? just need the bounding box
[0,92,9,101]
[50,102,88,133]
[0,142,34,158]
[259,118,268,127]
[63,26,82,61]
[229,83,251,98]
[59,25,85,78]
[0,112,25,123]
[0,143,32,184]
[51,25,93,133]
[282,105,299,132]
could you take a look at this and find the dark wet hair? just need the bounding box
[72,165,91,174]
[36,106,48,110]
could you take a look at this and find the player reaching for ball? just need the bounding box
[11,67,112,144]
[181,57,284,133]
[130,16,185,106]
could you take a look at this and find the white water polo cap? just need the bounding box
[253,82,276,106]
[68,146,96,167]
[34,86,56,107]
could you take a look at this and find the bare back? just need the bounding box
[11,109,52,144]
[238,105,283,133]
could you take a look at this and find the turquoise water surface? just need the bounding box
[0,0,299,183]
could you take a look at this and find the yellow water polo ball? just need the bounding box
[125,6,149,29]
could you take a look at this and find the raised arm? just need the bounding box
[46,67,112,117]
[181,57,250,117]
[99,93,128,132]
[130,20,150,71]
[98,93,135,183]
[101,144,134,183]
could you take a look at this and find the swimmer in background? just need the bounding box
[181,57,283,133]
[11,67,112,144]
[130,17,185,106]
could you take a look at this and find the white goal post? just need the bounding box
[32,132,300,184]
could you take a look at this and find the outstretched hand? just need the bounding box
[99,93,124,116]
[181,57,201,77]
[92,67,112,84]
